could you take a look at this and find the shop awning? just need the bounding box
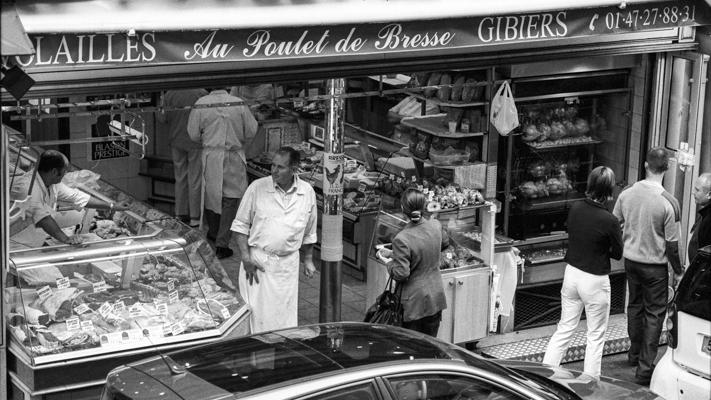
[1,5,34,55]
[3,0,710,99]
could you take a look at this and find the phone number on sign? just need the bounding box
[599,5,697,30]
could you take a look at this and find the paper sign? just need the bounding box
[80,320,95,332]
[171,323,185,336]
[396,177,403,184]
[168,290,179,304]
[155,302,169,316]
[37,286,52,301]
[74,304,91,315]
[98,302,112,317]
[358,182,367,193]
[66,317,81,331]
[411,175,417,182]
[113,301,126,314]
[221,308,231,319]
[162,324,173,336]
[128,304,143,318]
[389,174,395,180]
[322,153,344,196]
[93,281,107,293]
[167,279,176,291]
[56,277,70,289]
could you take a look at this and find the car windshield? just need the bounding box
[167,324,460,394]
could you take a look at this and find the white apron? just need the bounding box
[238,247,300,333]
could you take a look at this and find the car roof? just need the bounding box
[144,323,519,395]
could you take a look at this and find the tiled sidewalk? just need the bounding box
[217,242,368,326]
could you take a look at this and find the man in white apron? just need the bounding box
[231,147,317,333]
[187,88,258,259]
[11,150,127,248]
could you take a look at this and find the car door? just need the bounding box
[383,373,531,400]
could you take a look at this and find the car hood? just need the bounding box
[495,360,662,400]
[125,357,233,400]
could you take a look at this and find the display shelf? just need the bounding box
[405,91,488,108]
[400,148,483,170]
[513,191,585,212]
[514,88,631,103]
[368,74,411,86]
[344,122,408,154]
[401,114,485,138]
[523,136,602,150]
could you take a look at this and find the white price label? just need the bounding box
[155,302,169,316]
[66,317,81,331]
[128,304,143,318]
[171,323,185,336]
[396,177,403,184]
[389,174,395,180]
[98,302,112,317]
[411,175,417,182]
[423,188,429,194]
[56,277,70,289]
[162,324,172,336]
[168,290,179,304]
[358,183,367,193]
[93,281,107,293]
[167,279,176,291]
[221,308,231,319]
[113,301,126,314]
[74,303,91,315]
[37,285,52,301]
[80,320,95,332]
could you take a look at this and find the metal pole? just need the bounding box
[319,79,345,323]
[1,126,9,400]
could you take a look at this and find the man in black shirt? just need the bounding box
[688,172,711,262]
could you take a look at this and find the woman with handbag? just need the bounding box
[380,188,449,336]
[542,166,623,378]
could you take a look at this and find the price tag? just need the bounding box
[417,184,424,191]
[168,290,179,304]
[37,285,52,301]
[80,320,95,332]
[389,174,395,180]
[113,301,126,314]
[423,188,429,194]
[428,192,435,201]
[128,304,143,318]
[396,177,403,184]
[221,308,231,320]
[56,277,70,289]
[74,303,91,315]
[358,182,367,193]
[446,252,453,260]
[167,279,176,292]
[155,302,169,316]
[66,317,81,331]
[400,171,406,178]
[411,175,417,182]
[98,302,112,317]
[93,281,107,293]
[162,324,173,336]
[171,323,185,336]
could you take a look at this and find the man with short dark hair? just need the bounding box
[613,146,683,385]
[688,172,711,262]
[231,147,317,333]
[17,150,126,246]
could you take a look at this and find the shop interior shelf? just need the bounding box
[523,136,602,150]
[405,92,488,108]
[400,148,483,170]
[514,191,585,211]
[514,88,631,103]
[401,114,485,138]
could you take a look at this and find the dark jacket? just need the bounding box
[388,217,448,322]
[565,198,624,275]
[688,202,711,263]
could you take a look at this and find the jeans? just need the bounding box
[402,311,442,337]
[171,146,201,221]
[204,197,241,248]
[543,264,611,378]
[625,258,668,380]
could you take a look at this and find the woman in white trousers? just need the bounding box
[542,166,623,378]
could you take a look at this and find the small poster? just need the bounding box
[323,153,344,196]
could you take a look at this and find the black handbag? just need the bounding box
[364,276,403,326]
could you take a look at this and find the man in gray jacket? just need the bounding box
[613,147,683,385]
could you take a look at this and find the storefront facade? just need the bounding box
[2,0,711,398]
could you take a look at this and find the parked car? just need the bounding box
[102,322,660,400]
[651,245,711,400]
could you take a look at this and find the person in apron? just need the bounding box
[187,88,258,259]
[12,150,127,248]
[231,147,317,333]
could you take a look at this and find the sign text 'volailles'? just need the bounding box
[7,0,707,69]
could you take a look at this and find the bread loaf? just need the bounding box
[461,78,478,102]
[437,73,452,101]
[450,75,466,102]
[424,72,442,98]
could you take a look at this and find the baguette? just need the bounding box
[437,73,452,101]
[450,75,466,102]
[461,78,478,102]
[423,72,442,98]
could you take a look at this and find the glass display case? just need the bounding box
[6,236,249,366]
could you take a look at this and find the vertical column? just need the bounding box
[1,128,9,399]
[319,78,345,322]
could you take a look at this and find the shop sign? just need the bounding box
[323,153,344,196]
[5,0,709,71]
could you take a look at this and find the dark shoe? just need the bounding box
[216,247,233,259]
[634,375,651,386]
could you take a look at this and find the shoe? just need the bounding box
[189,219,201,228]
[216,247,233,259]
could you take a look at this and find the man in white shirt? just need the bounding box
[22,150,126,246]
[231,147,317,333]
[188,88,258,259]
